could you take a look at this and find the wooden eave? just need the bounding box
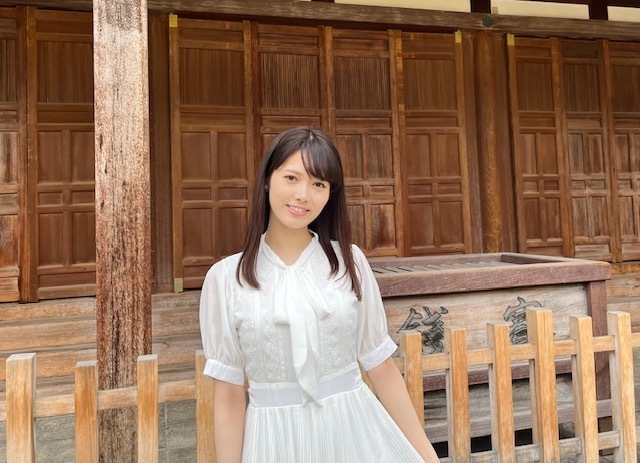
[1,0,640,41]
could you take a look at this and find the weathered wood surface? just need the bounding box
[1,0,640,41]
[0,305,199,375]
[474,30,503,254]
[75,360,98,463]
[5,353,35,463]
[370,252,611,297]
[93,4,151,458]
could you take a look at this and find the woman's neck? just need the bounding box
[264,226,313,266]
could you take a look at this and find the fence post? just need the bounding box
[607,311,636,462]
[444,326,470,462]
[526,308,559,462]
[6,353,36,463]
[137,354,159,463]
[569,315,598,463]
[75,360,99,463]
[487,323,515,462]
[399,330,425,425]
[196,351,216,463]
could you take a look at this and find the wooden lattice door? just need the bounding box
[169,17,253,289]
[607,41,640,261]
[0,7,22,302]
[397,31,472,256]
[507,37,572,257]
[26,9,95,301]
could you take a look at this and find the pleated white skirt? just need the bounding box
[242,381,424,463]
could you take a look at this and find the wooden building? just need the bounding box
[1,0,640,303]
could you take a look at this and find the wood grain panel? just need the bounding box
[508,36,570,257]
[171,17,253,289]
[0,8,19,302]
[607,41,640,261]
[399,31,471,256]
[562,40,614,261]
[329,28,398,255]
[23,9,96,300]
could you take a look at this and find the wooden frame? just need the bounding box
[0,0,639,41]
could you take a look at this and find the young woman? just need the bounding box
[200,127,440,462]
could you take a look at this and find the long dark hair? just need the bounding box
[236,127,362,300]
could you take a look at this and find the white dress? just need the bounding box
[199,233,424,463]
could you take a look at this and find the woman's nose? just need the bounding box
[294,182,310,200]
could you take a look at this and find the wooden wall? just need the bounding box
[1,6,640,300]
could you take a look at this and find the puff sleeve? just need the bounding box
[199,257,245,385]
[353,245,397,371]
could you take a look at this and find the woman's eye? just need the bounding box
[285,175,297,181]
[314,182,328,189]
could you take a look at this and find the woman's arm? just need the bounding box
[213,379,247,463]
[367,357,441,463]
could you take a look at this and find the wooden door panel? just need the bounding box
[409,202,435,249]
[171,18,253,289]
[608,41,640,260]
[562,40,613,260]
[329,29,399,256]
[508,37,570,256]
[347,204,366,250]
[399,32,471,256]
[0,8,20,302]
[27,9,95,300]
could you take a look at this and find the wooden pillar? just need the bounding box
[474,30,503,253]
[93,1,151,462]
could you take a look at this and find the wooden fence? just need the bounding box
[1,307,638,462]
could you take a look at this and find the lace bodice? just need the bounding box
[200,234,396,402]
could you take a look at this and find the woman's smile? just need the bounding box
[287,204,310,217]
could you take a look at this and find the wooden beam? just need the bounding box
[474,30,503,253]
[93,0,152,461]
[1,0,639,41]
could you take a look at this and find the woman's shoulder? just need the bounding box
[203,252,243,282]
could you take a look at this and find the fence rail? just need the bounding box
[1,308,639,462]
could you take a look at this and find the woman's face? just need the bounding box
[267,150,330,234]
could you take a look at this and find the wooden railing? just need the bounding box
[1,308,638,462]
